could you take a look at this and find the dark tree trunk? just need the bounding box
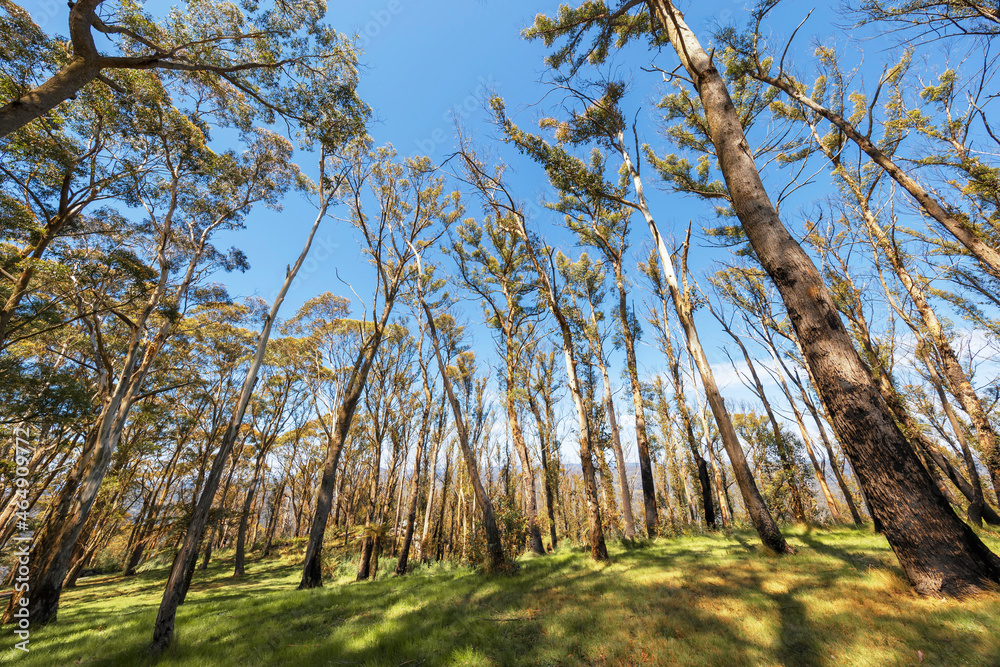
[299,302,394,590]
[613,266,659,536]
[648,0,1000,595]
[528,394,559,548]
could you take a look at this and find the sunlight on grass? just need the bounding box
[3,525,1000,665]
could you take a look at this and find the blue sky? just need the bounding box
[26,0,987,470]
[203,0,885,465]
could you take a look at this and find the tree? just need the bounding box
[493,87,788,553]
[3,103,299,627]
[527,0,1000,594]
[724,10,1000,277]
[149,146,337,655]
[411,260,509,573]
[0,0,365,140]
[558,252,638,537]
[536,145,660,537]
[456,143,609,562]
[849,0,1000,42]
[394,315,439,575]
[449,213,547,554]
[298,146,451,589]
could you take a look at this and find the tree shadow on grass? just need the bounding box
[797,531,896,577]
[16,531,1000,666]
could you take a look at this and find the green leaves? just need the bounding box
[524,1,652,74]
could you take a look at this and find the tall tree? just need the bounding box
[149,147,336,654]
[411,259,508,573]
[456,144,609,562]
[449,213,547,554]
[4,108,299,627]
[494,87,789,553]
[558,252,637,538]
[527,0,1000,593]
[0,0,365,139]
[298,147,449,589]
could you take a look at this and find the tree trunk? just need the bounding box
[716,312,808,524]
[660,330,716,529]
[357,439,382,581]
[149,197,327,654]
[527,394,559,548]
[595,349,637,538]
[394,404,428,575]
[623,140,788,552]
[648,0,1000,594]
[919,345,988,526]
[505,360,545,554]
[421,299,507,572]
[298,298,396,589]
[793,373,865,525]
[613,266,659,536]
[0,55,102,140]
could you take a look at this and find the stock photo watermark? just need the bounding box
[355,0,404,49]
[9,425,33,653]
[415,74,501,156]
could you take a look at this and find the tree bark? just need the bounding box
[298,299,396,589]
[595,347,637,538]
[527,392,559,548]
[648,0,1000,594]
[624,138,788,551]
[611,266,659,536]
[420,298,507,572]
[150,192,327,654]
[504,360,545,554]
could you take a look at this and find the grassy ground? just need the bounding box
[3,525,1000,666]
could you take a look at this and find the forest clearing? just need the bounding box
[14,526,1000,666]
[3,0,1000,664]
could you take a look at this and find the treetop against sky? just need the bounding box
[11,0,994,464]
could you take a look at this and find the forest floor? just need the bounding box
[3,525,1000,666]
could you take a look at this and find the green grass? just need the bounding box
[4,525,1000,666]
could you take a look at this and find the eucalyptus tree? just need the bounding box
[762,59,1000,512]
[298,146,454,589]
[233,339,307,577]
[448,212,547,554]
[543,160,660,536]
[709,267,824,524]
[418,391,450,564]
[411,260,508,572]
[641,263,716,528]
[168,302,258,574]
[526,346,564,548]
[394,314,440,575]
[647,375,693,527]
[722,6,1000,277]
[355,324,417,580]
[494,88,788,553]
[4,97,302,626]
[119,341,230,576]
[0,334,91,551]
[0,0,366,139]
[456,143,609,562]
[149,141,339,654]
[527,0,1000,594]
[848,1,1000,43]
[558,252,637,537]
[809,221,1000,525]
[0,70,148,350]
